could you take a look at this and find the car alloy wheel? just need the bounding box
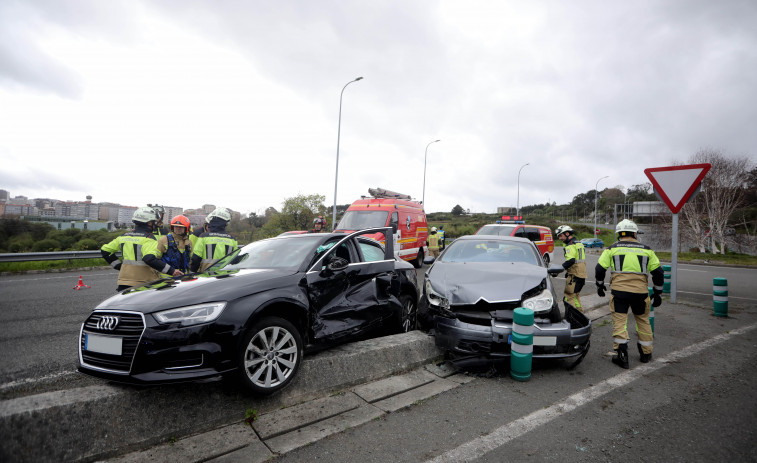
[239,317,302,395]
[398,294,417,332]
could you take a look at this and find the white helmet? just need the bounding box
[133,207,159,224]
[555,225,573,236]
[431,227,437,232]
[206,207,232,223]
[616,219,638,234]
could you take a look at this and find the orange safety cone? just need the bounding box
[73,275,91,290]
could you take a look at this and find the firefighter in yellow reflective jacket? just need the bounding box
[555,225,586,312]
[100,207,166,291]
[427,227,440,258]
[595,219,664,369]
[190,207,238,272]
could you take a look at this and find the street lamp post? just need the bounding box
[594,175,609,238]
[516,163,529,217]
[422,139,440,206]
[332,76,363,230]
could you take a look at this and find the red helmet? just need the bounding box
[170,215,191,230]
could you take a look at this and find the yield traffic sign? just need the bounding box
[644,163,711,213]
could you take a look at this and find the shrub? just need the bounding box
[73,238,99,250]
[32,239,62,252]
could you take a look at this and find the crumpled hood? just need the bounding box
[95,268,298,313]
[427,262,547,304]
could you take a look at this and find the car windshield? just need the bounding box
[440,239,539,265]
[476,225,516,236]
[337,211,389,230]
[210,235,324,271]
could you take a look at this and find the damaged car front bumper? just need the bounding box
[433,305,591,360]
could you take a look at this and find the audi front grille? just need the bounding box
[80,311,145,374]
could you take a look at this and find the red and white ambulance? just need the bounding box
[335,188,428,268]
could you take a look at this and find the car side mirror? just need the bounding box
[423,256,435,265]
[547,264,564,276]
[326,256,349,272]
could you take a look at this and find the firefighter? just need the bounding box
[309,216,327,233]
[100,207,166,291]
[147,204,168,238]
[143,214,192,276]
[555,225,586,312]
[190,207,238,272]
[428,227,440,258]
[595,219,664,369]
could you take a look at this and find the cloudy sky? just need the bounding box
[1,0,755,217]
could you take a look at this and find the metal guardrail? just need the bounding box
[0,250,108,263]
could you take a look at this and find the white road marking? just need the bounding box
[0,370,79,392]
[425,322,757,463]
[0,272,114,283]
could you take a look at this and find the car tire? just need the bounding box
[413,249,424,269]
[395,294,417,333]
[238,317,303,395]
[542,254,550,266]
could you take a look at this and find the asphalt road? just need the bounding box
[1,253,756,390]
[1,255,757,462]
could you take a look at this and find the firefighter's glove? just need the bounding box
[596,281,606,297]
[113,262,122,271]
[652,291,662,307]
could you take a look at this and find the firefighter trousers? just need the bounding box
[563,274,585,312]
[610,294,653,354]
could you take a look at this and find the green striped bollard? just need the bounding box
[510,307,534,382]
[713,278,728,317]
[647,287,654,334]
[662,265,671,294]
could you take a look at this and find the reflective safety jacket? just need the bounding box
[101,230,161,288]
[595,237,664,295]
[562,237,587,278]
[428,233,440,250]
[438,229,445,244]
[143,232,192,275]
[190,231,238,272]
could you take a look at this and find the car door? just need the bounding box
[305,233,396,342]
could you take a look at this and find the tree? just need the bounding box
[680,150,754,253]
[451,204,465,216]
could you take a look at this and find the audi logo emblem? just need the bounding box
[97,315,120,331]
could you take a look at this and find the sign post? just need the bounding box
[644,163,711,303]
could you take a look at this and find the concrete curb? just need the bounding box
[0,331,443,463]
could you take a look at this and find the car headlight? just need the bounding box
[154,302,227,326]
[522,289,554,313]
[425,279,450,309]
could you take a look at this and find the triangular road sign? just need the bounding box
[644,163,711,213]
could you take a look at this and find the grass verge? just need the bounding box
[0,258,109,274]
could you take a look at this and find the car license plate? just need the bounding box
[533,336,557,346]
[85,333,122,356]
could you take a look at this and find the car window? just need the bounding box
[439,239,538,265]
[215,236,322,270]
[337,211,389,229]
[357,239,386,262]
[525,227,541,241]
[512,227,526,238]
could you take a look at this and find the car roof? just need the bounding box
[455,234,533,244]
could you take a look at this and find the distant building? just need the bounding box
[0,189,10,201]
[497,207,517,215]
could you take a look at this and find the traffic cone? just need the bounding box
[73,275,91,290]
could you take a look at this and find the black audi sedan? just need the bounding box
[419,235,590,367]
[78,228,419,395]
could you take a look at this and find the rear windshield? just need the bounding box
[440,239,539,265]
[475,225,516,236]
[337,211,389,229]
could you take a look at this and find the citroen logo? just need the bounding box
[97,315,120,331]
